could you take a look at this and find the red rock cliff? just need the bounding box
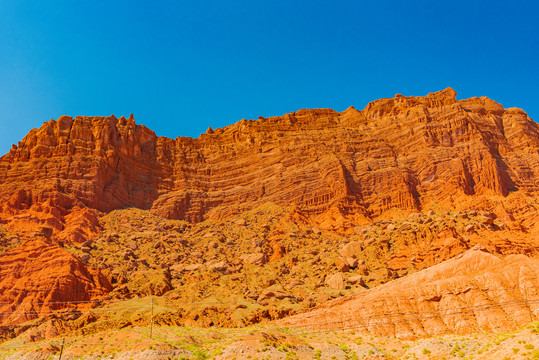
[1,88,538,226]
[0,240,112,326]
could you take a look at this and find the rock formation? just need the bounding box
[279,247,539,338]
[1,88,539,232]
[0,88,539,348]
[0,240,112,326]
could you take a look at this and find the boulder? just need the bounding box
[345,257,358,268]
[184,263,205,271]
[338,241,362,259]
[208,261,229,273]
[241,252,267,266]
[34,226,53,239]
[325,273,346,290]
[257,288,294,305]
[334,257,350,272]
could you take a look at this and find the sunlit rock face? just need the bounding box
[1,88,539,228]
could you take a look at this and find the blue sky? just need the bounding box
[1,1,538,154]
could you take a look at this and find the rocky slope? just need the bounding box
[279,247,539,338]
[0,89,539,357]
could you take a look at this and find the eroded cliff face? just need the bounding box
[0,89,539,346]
[1,88,538,232]
[0,114,161,213]
[0,239,112,326]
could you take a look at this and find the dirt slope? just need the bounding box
[279,247,539,338]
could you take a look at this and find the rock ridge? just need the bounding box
[1,89,539,231]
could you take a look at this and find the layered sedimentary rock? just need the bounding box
[0,240,112,325]
[1,88,539,228]
[279,247,539,338]
[0,88,539,342]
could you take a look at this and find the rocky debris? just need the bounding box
[235,219,246,226]
[355,264,369,276]
[81,239,93,248]
[269,243,285,262]
[243,290,259,301]
[191,251,203,259]
[136,258,148,267]
[184,263,204,271]
[470,243,489,252]
[128,240,138,251]
[348,275,366,286]
[170,264,184,278]
[280,249,539,338]
[345,257,358,268]
[33,225,53,239]
[11,202,530,338]
[207,240,219,249]
[334,257,350,272]
[123,269,171,296]
[122,250,134,260]
[285,279,304,288]
[251,237,263,247]
[80,254,91,262]
[400,222,412,231]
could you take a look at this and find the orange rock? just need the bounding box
[269,243,285,262]
[1,89,539,230]
[0,240,111,325]
[279,249,539,338]
[325,272,346,290]
[339,241,362,258]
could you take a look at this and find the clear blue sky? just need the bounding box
[1,1,538,154]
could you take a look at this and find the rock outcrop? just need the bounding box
[1,88,539,231]
[0,240,112,325]
[279,248,539,338]
[1,88,539,342]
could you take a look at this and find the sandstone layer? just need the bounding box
[0,239,112,326]
[279,247,539,338]
[1,88,539,236]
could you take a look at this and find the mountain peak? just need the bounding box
[427,87,457,99]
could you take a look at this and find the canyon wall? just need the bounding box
[1,88,538,227]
